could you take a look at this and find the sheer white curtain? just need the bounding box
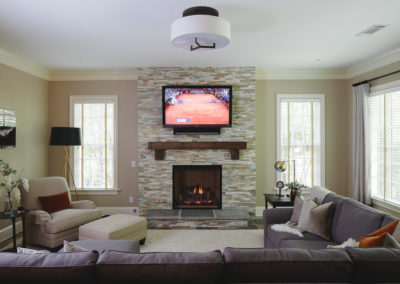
[352,83,371,204]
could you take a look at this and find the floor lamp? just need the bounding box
[50,127,81,200]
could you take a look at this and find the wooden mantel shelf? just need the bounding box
[148,141,247,160]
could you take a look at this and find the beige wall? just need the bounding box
[347,60,400,216]
[256,79,349,207]
[0,63,48,228]
[48,80,138,207]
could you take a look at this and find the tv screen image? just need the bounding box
[163,86,232,127]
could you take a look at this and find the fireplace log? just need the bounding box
[148,141,247,160]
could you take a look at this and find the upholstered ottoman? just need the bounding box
[79,214,147,244]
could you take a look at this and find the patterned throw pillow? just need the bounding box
[290,195,303,224]
[297,199,334,240]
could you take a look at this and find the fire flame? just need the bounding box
[193,186,204,195]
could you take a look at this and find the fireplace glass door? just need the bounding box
[173,165,222,209]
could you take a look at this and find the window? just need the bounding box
[369,82,400,206]
[276,94,325,187]
[70,96,118,191]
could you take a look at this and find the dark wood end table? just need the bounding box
[0,210,29,252]
[264,194,294,209]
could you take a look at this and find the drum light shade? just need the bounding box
[50,127,81,146]
[171,6,231,51]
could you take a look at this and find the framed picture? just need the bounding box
[0,109,16,149]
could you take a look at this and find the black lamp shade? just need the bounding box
[50,127,81,146]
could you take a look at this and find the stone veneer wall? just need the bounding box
[137,67,256,215]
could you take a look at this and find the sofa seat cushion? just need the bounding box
[266,225,328,248]
[280,239,337,249]
[333,199,384,243]
[46,209,101,234]
[223,247,352,283]
[96,250,224,284]
[0,251,98,282]
[346,247,400,284]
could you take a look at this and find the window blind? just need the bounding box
[280,99,322,187]
[369,90,400,204]
[73,101,115,190]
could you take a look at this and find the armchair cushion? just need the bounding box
[46,209,101,234]
[39,191,72,214]
[71,200,96,209]
[26,210,51,225]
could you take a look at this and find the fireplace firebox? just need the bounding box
[173,165,222,209]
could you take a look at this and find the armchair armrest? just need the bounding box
[71,200,96,209]
[26,210,51,225]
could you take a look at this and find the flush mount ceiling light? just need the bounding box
[171,6,231,51]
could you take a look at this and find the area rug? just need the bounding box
[140,229,264,252]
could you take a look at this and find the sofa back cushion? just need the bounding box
[223,247,352,283]
[346,247,400,284]
[22,177,71,210]
[0,252,98,283]
[330,198,384,243]
[97,250,224,284]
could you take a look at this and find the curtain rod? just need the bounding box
[352,69,400,87]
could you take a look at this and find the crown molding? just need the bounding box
[346,47,400,79]
[256,68,348,80]
[49,70,138,81]
[0,48,49,80]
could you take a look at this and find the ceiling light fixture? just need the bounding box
[171,6,231,51]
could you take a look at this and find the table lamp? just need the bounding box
[274,160,296,197]
[50,127,81,200]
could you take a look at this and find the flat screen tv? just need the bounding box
[0,126,16,148]
[162,86,232,131]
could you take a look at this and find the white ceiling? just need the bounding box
[0,0,400,72]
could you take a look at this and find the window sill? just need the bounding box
[71,189,121,195]
[371,197,400,214]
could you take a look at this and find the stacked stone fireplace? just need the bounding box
[137,67,256,217]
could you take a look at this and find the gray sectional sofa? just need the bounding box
[0,247,399,283]
[263,190,397,249]
[0,189,399,283]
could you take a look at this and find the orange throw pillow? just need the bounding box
[39,191,71,214]
[359,219,399,248]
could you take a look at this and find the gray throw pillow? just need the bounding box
[290,195,303,224]
[383,233,400,248]
[297,199,334,240]
[392,222,400,243]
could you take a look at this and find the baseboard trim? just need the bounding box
[97,207,139,216]
[256,206,265,217]
[0,221,22,243]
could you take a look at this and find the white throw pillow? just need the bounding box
[63,240,89,252]
[17,247,49,254]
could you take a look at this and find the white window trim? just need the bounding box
[69,95,119,194]
[276,94,325,186]
[369,79,400,210]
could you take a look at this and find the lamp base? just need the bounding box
[275,188,284,197]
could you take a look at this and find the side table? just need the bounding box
[264,194,294,209]
[0,210,29,252]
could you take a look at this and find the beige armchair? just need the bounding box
[21,176,102,248]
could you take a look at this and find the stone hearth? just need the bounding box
[146,209,249,229]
